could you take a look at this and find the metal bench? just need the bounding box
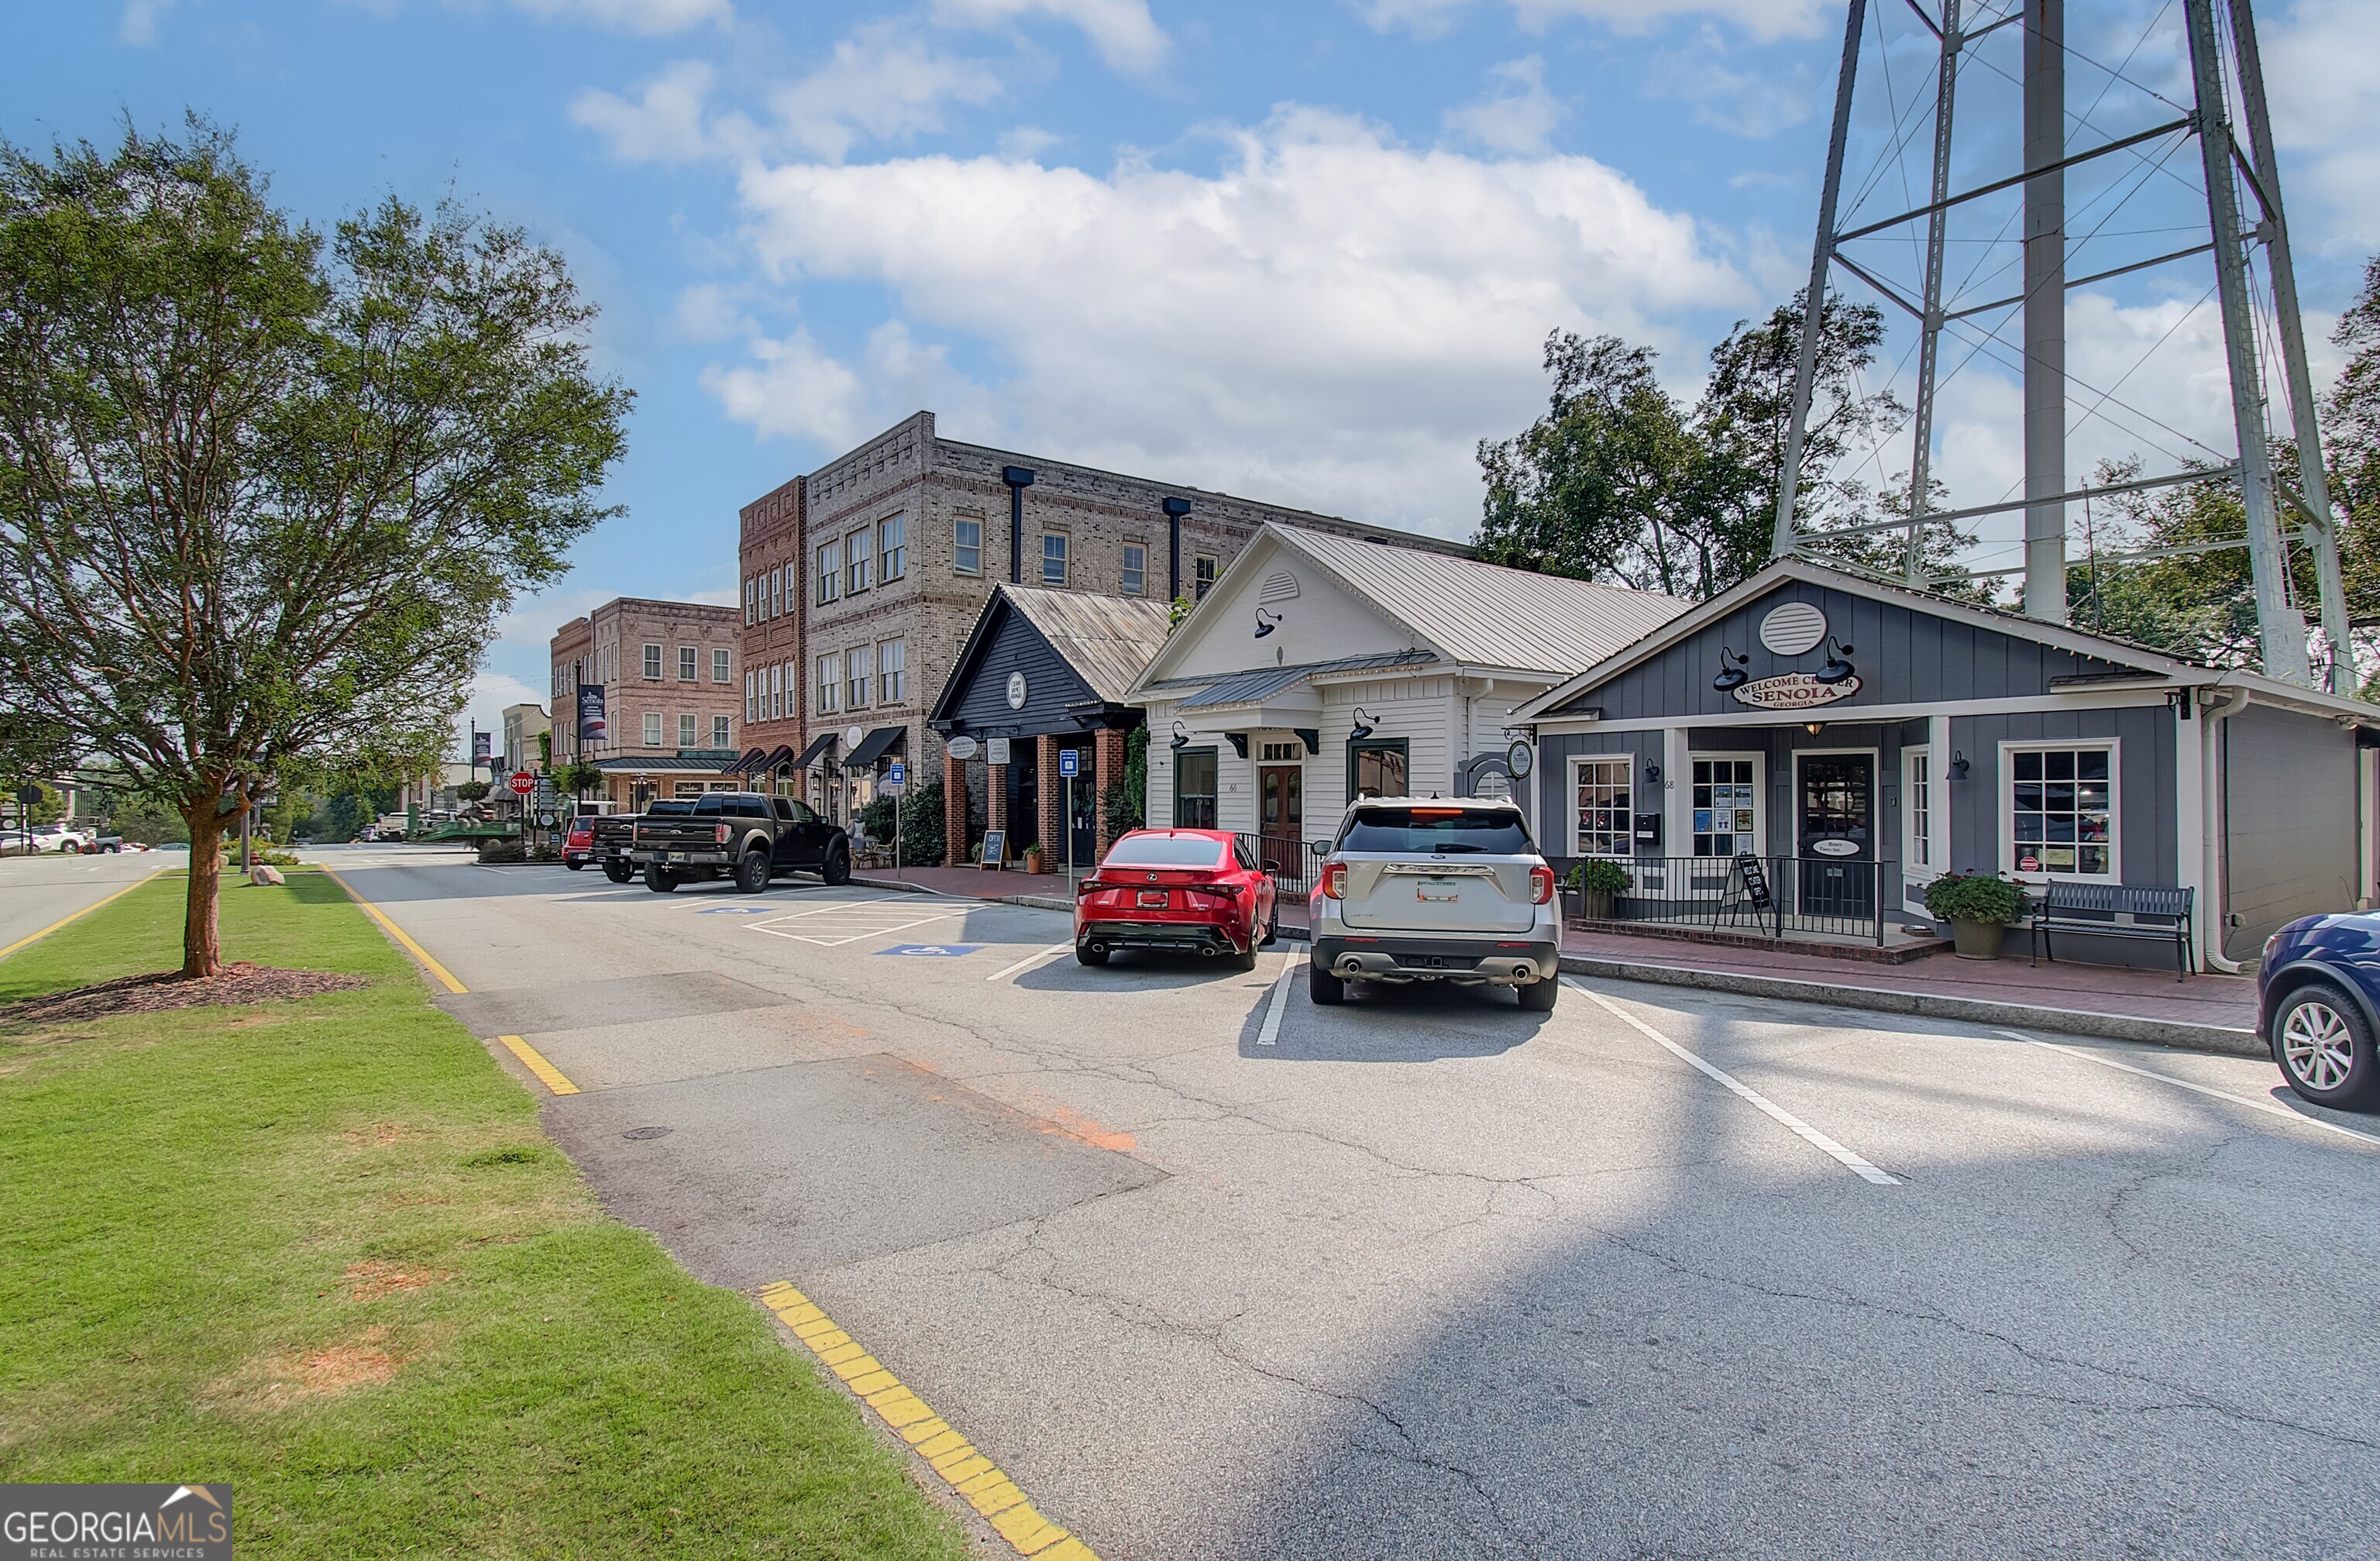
[2029,882,2196,981]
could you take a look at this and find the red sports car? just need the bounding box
[1075,828,1278,970]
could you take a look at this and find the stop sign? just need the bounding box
[507,770,535,796]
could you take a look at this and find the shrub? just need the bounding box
[1923,871,2027,925]
[1571,859,1633,894]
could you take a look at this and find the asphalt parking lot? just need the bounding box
[316,844,2380,1560]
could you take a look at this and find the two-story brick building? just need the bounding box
[550,596,742,810]
[733,411,1467,838]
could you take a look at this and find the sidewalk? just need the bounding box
[851,866,2263,1057]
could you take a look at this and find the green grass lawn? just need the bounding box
[0,870,968,1559]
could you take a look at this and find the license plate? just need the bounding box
[1417,884,1460,902]
[1137,890,1170,907]
[669,853,686,862]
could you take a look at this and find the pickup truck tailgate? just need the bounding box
[1339,857,1537,934]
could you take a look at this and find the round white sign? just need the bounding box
[1505,739,1535,778]
[845,724,864,747]
[945,735,980,761]
[1759,601,1828,657]
[1006,671,1027,710]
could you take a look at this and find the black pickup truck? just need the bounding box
[568,800,693,882]
[631,792,851,893]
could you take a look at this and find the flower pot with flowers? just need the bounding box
[1923,871,2027,959]
[1567,859,1633,923]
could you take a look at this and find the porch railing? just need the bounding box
[1236,833,1322,902]
[1550,854,1917,947]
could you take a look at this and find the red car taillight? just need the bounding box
[1530,865,1556,905]
[714,823,732,844]
[1322,864,1346,899]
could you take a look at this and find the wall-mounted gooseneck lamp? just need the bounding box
[1948,751,1970,780]
[1169,720,1190,751]
[1645,763,1662,783]
[1254,608,1282,638]
[1711,646,1750,693]
[1349,707,1377,741]
[1814,637,1858,686]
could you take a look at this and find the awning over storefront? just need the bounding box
[757,743,800,773]
[843,726,905,771]
[727,747,769,775]
[793,733,837,769]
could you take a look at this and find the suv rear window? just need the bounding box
[1340,806,1532,855]
[1103,834,1228,868]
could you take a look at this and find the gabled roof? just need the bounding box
[1509,555,2378,723]
[997,586,1175,704]
[1130,524,1687,694]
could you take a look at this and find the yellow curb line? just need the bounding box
[319,868,469,994]
[496,1033,581,1095]
[0,872,160,962]
[758,1281,1099,1560]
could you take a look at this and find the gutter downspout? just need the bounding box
[2200,683,2251,972]
[1164,496,1191,603]
[1003,466,1035,585]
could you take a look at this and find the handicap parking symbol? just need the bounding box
[878,943,983,957]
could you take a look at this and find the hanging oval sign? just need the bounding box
[1732,672,1860,710]
[1505,739,1535,778]
[944,735,979,761]
[1810,838,1860,858]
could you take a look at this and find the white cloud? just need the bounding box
[999,125,1064,161]
[117,0,176,46]
[714,108,1745,530]
[571,60,726,164]
[1645,26,1812,137]
[930,0,1168,74]
[1351,0,1472,39]
[513,0,731,33]
[770,23,1005,161]
[1444,57,1567,156]
[2264,0,2380,249]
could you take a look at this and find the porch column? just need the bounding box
[944,749,968,867]
[1037,738,1064,873]
[987,760,1007,837]
[1928,714,1953,875]
[1663,727,1690,863]
[1094,726,1126,857]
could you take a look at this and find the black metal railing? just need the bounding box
[1549,854,1916,946]
[1238,833,1322,902]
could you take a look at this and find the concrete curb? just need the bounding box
[851,874,2262,1060]
[852,875,1074,915]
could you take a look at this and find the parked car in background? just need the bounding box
[631,793,851,892]
[79,833,123,854]
[1308,797,1561,1012]
[2257,914,2380,1111]
[1075,829,1277,971]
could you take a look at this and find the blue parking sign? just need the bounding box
[887,760,906,786]
[1058,749,1080,778]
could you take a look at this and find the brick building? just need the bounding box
[733,410,1467,847]
[549,596,742,810]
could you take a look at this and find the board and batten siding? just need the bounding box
[2224,703,2360,960]
[1945,707,2179,887]
[943,603,1098,738]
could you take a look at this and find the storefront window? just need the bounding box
[1692,759,1756,858]
[2010,745,2113,876]
[1574,758,1631,858]
[1904,748,1931,868]
[1350,741,1407,799]
[1175,748,1218,828]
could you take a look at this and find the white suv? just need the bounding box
[1309,796,1563,1012]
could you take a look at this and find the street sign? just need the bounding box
[886,761,906,789]
[535,811,556,828]
[1058,749,1080,778]
[508,771,535,796]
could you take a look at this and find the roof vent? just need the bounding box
[1258,570,1301,604]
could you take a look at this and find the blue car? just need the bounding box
[2258,914,2380,1112]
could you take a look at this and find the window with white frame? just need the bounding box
[641,644,662,680]
[954,515,982,576]
[769,662,782,722]
[878,637,905,704]
[678,646,696,681]
[1194,555,1218,600]
[817,542,841,603]
[1904,748,1933,869]
[846,644,872,710]
[1691,758,1756,858]
[1122,544,1146,596]
[713,648,731,684]
[713,716,731,748]
[1573,758,1632,858]
[745,577,756,626]
[767,566,779,618]
[745,671,755,724]
[879,515,906,582]
[1041,531,1069,586]
[642,711,663,747]
[847,529,872,594]
[678,713,697,747]
[2007,744,2115,877]
[780,661,793,720]
[817,655,840,714]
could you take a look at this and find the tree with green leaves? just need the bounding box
[0,122,628,975]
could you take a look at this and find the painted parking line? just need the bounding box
[321,868,469,994]
[1254,953,1298,1046]
[988,942,1075,983]
[1995,1029,2380,1150]
[759,1281,1099,1559]
[0,872,160,961]
[747,896,964,948]
[1570,981,1900,1186]
[496,1033,581,1095]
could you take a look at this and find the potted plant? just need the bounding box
[1923,871,2027,959]
[1569,859,1632,922]
[1023,843,1044,875]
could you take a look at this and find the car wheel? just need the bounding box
[734,849,771,894]
[603,860,635,884]
[822,844,851,886]
[1228,939,1260,972]
[566,860,585,871]
[643,864,679,893]
[1517,975,1560,1013]
[2273,982,2380,1110]
[1309,958,1345,1006]
[1076,942,1110,966]
[1261,909,1279,948]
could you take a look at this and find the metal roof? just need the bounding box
[1274,528,1686,675]
[996,586,1177,704]
[1169,652,1436,708]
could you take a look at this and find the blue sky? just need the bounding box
[12,0,2378,751]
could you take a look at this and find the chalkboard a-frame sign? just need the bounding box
[979,829,1008,870]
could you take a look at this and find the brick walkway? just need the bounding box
[852,863,2261,1047]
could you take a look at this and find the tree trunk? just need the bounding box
[182,803,225,979]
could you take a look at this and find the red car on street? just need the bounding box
[1075,828,1279,970]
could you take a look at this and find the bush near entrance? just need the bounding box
[1923,871,2027,926]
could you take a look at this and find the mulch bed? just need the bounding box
[0,963,370,1026]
